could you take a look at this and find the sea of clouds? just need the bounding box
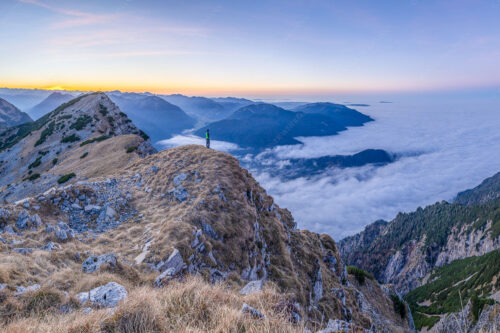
[252,95,500,239]
[159,93,500,240]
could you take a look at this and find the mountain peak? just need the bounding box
[0,92,156,202]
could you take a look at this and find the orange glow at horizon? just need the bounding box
[3,79,490,98]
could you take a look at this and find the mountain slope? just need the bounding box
[211,97,254,113]
[195,103,347,149]
[405,249,500,331]
[0,92,156,203]
[339,171,500,330]
[109,92,196,145]
[0,88,50,110]
[293,102,374,127]
[161,94,231,122]
[26,92,75,120]
[0,144,410,332]
[0,97,33,127]
[455,172,500,205]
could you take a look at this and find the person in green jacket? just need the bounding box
[205,128,210,149]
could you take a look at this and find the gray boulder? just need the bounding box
[77,282,127,307]
[173,173,187,185]
[201,221,218,239]
[157,248,186,274]
[168,185,188,202]
[241,303,265,319]
[41,242,59,251]
[4,225,15,235]
[82,253,116,273]
[155,248,186,287]
[30,214,42,228]
[16,210,29,229]
[239,280,263,295]
[13,248,33,254]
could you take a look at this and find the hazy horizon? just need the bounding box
[1,0,500,95]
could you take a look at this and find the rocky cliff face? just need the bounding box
[339,196,500,294]
[0,139,411,331]
[339,172,500,332]
[0,97,32,127]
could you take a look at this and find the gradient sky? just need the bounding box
[1,0,500,96]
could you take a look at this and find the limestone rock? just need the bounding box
[77,282,127,307]
[241,303,265,319]
[239,280,263,295]
[82,253,116,273]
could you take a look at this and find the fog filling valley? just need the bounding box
[163,94,500,240]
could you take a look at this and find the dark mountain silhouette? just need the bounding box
[27,92,75,120]
[195,103,346,149]
[293,102,374,127]
[109,93,195,145]
[247,149,394,180]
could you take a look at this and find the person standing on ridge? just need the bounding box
[205,128,210,149]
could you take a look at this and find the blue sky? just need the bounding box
[1,0,499,96]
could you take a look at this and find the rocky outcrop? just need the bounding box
[339,197,500,294]
[0,145,411,331]
[77,282,127,307]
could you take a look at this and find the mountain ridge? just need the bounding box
[0,97,33,128]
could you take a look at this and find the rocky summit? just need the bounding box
[0,93,411,332]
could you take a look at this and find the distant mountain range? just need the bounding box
[27,92,75,120]
[109,93,196,145]
[160,94,234,122]
[196,102,373,149]
[0,97,32,127]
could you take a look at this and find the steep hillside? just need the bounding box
[26,92,75,120]
[339,171,500,331]
[405,249,500,331]
[0,144,411,332]
[0,97,33,127]
[339,198,500,294]
[109,92,196,145]
[292,102,374,127]
[195,103,347,149]
[455,172,500,205]
[0,92,155,203]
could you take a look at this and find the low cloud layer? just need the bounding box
[157,135,240,152]
[252,97,500,240]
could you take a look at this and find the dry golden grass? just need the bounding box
[1,276,305,333]
[52,134,144,181]
[0,144,410,332]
